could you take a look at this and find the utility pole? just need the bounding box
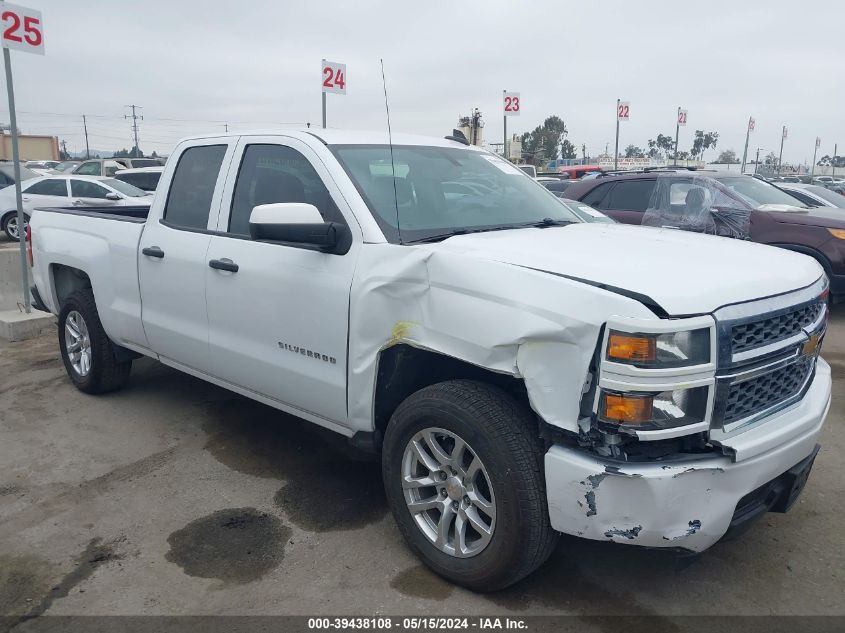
[754,147,761,176]
[833,143,838,181]
[82,114,90,159]
[582,143,586,162]
[124,104,144,156]
[60,139,67,159]
[777,125,787,176]
[224,123,228,132]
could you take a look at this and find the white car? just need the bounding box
[1,175,151,241]
[113,166,164,192]
[779,183,845,208]
[29,130,831,590]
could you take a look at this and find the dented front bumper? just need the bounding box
[544,358,831,551]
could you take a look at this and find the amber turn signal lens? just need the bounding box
[607,333,657,362]
[603,394,654,424]
[828,229,845,240]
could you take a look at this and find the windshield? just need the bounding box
[559,200,615,223]
[102,178,146,198]
[331,145,581,243]
[55,161,78,172]
[716,176,807,208]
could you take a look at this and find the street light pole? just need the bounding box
[777,126,786,176]
[741,117,751,174]
[754,147,761,176]
[503,90,507,161]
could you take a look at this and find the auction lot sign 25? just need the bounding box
[1,1,43,54]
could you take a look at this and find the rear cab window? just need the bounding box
[162,145,228,230]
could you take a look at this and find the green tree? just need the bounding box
[691,130,719,160]
[715,149,738,164]
[560,139,577,159]
[647,133,676,159]
[520,115,569,164]
[624,144,645,158]
[764,152,778,166]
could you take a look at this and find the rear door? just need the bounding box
[138,140,236,371]
[22,178,70,211]
[204,136,359,424]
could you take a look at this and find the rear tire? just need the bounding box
[58,289,131,394]
[382,379,559,591]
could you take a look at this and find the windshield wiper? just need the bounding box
[406,219,574,244]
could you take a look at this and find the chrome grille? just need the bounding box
[731,302,823,355]
[722,356,814,425]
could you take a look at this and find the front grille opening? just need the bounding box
[731,302,823,355]
[723,357,813,425]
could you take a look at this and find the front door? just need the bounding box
[205,137,359,424]
[138,141,234,371]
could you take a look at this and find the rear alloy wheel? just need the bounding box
[58,289,132,394]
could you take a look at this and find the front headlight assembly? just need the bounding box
[597,386,709,431]
[606,329,711,369]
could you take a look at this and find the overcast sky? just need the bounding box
[3,0,843,164]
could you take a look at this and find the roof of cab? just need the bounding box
[175,129,483,150]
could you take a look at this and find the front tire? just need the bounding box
[58,289,132,393]
[382,380,559,591]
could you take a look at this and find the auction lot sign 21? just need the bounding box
[1,1,44,314]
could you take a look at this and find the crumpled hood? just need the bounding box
[431,223,824,315]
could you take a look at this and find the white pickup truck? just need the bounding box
[28,130,831,590]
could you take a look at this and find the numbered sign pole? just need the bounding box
[2,2,45,314]
[811,137,820,180]
[613,100,629,170]
[777,125,787,176]
[321,59,346,129]
[741,116,754,174]
[673,108,686,166]
[502,91,519,161]
[2,47,27,311]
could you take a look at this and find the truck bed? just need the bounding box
[38,205,150,222]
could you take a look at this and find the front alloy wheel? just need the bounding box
[402,428,496,558]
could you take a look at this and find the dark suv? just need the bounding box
[564,169,845,300]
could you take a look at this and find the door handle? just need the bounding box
[209,258,239,273]
[142,246,165,258]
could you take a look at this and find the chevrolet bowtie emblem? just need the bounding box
[802,332,821,356]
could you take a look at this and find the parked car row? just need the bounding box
[0,174,152,240]
[562,168,845,301]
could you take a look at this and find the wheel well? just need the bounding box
[51,264,92,308]
[373,344,530,437]
[770,243,833,278]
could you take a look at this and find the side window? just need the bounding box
[25,179,69,196]
[227,144,345,236]
[0,173,12,187]
[605,180,655,211]
[163,145,227,230]
[784,190,818,207]
[104,162,121,177]
[76,162,101,176]
[71,180,109,199]
[581,182,613,208]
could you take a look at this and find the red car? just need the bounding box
[564,169,845,301]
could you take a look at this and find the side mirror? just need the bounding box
[105,192,121,201]
[248,203,351,254]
